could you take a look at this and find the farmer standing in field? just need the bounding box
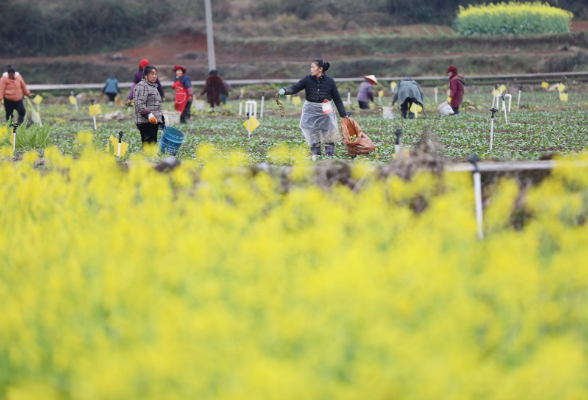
[133,65,163,147]
[128,59,164,103]
[172,65,193,124]
[0,65,35,125]
[277,59,349,157]
[447,65,466,115]
[200,70,227,109]
[102,75,121,105]
[392,77,424,119]
[357,75,378,109]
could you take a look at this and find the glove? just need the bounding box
[148,113,157,124]
[278,89,286,96]
[447,97,452,104]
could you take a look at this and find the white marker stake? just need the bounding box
[12,129,16,153]
[347,90,351,103]
[117,142,121,157]
[239,95,243,116]
[434,88,438,104]
[247,114,251,140]
[490,118,494,151]
[72,91,79,112]
[474,171,484,240]
[503,94,512,112]
[517,90,521,111]
[503,100,508,124]
[93,116,97,130]
[415,106,418,119]
[260,93,265,118]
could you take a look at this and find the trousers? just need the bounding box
[4,98,26,124]
[137,123,159,144]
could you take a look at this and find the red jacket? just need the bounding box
[449,74,465,108]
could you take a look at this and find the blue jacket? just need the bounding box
[103,77,121,94]
[284,74,347,118]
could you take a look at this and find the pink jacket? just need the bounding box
[0,72,31,102]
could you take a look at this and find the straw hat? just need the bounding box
[364,75,378,84]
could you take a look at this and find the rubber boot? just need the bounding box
[325,143,335,157]
[311,144,321,156]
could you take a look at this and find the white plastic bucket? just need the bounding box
[194,100,206,111]
[438,101,455,116]
[382,106,394,119]
[163,111,181,125]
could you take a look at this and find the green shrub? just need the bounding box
[456,2,573,36]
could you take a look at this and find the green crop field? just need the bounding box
[3,86,588,164]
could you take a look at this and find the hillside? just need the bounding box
[1,0,587,58]
[2,25,588,84]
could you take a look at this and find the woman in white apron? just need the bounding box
[278,60,349,157]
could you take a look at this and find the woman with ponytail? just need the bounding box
[278,60,348,157]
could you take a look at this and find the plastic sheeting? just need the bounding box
[299,101,341,146]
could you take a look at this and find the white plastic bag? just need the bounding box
[300,101,341,145]
[438,101,455,116]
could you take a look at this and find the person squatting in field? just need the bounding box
[357,75,378,109]
[102,75,121,105]
[392,77,424,119]
[447,65,466,115]
[0,65,35,125]
[278,59,349,157]
[172,65,193,124]
[133,65,164,147]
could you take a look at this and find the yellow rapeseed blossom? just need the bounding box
[1,145,588,399]
[457,2,573,36]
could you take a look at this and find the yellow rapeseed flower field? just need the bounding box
[456,2,573,36]
[1,139,588,399]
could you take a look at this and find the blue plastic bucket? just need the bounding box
[159,125,185,156]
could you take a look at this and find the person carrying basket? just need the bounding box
[133,65,164,147]
[277,59,349,157]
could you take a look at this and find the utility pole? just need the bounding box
[204,0,216,72]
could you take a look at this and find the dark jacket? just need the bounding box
[129,69,164,100]
[392,78,424,106]
[200,75,227,105]
[449,74,465,108]
[284,75,347,118]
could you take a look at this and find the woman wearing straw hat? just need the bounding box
[173,65,193,124]
[357,75,378,109]
[277,59,349,157]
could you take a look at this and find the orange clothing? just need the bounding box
[0,72,31,102]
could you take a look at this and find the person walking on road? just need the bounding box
[0,65,34,125]
[277,59,349,157]
[392,77,424,119]
[133,65,164,147]
[447,65,466,115]
[128,59,164,103]
[172,65,193,124]
[200,70,227,109]
[357,75,377,109]
[102,75,121,105]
